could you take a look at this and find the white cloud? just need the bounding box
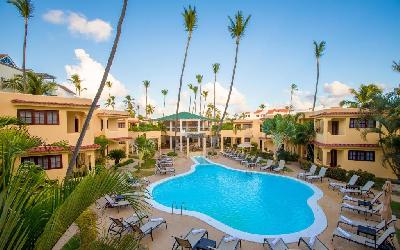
[63,49,128,105]
[323,81,351,97]
[43,10,112,42]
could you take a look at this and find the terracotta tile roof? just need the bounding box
[254,109,263,114]
[312,141,379,148]
[96,109,130,117]
[11,99,97,108]
[28,144,100,153]
[267,108,289,114]
[310,111,361,118]
[0,54,7,59]
[109,136,132,141]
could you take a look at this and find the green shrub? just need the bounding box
[277,150,299,162]
[129,123,163,132]
[75,210,97,249]
[108,149,126,164]
[208,151,218,156]
[326,167,347,182]
[212,123,233,131]
[258,151,274,160]
[166,151,178,157]
[347,169,376,186]
[61,235,80,250]
[114,158,134,168]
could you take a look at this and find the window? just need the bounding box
[348,150,375,161]
[118,122,125,128]
[349,118,376,128]
[21,155,62,169]
[18,110,59,125]
[244,138,251,143]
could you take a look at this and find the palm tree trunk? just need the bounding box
[67,0,128,177]
[199,85,202,115]
[289,91,293,114]
[174,32,192,152]
[189,96,192,113]
[312,58,320,111]
[213,73,216,148]
[217,41,240,141]
[163,96,165,117]
[194,94,197,113]
[145,88,148,118]
[22,18,28,89]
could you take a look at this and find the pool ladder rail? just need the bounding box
[171,202,185,215]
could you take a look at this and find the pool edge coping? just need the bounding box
[146,156,327,243]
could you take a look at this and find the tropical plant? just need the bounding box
[192,86,198,113]
[161,89,168,117]
[68,74,86,96]
[143,80,150,118]
[8,0,34,88]
[124,95,135,117]
[202,90,208,116]
[3,72,56,95]
[259,104,266,110]
[196,74,203,115]
[145,104,155,117]
[289,83,298,113]
[393,60,400,73]
[108,149,126,164]
[174,5,197,152]
[187,83,194,112]
[68,0,129,175]
[206,103,221,120]
[1,75,24,92]
[216,11,251,140]
[105,95,116,110]
[311,40,326,111]
[94,135,110,159]
[340,84,382,108]
[212,63,220,121]
[135,136,155,171]
[106,80,113,97]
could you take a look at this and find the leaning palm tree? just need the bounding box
[311,40,326,111]
[192,86,198,113]
[161,89,168,117]
[289,83,298,113]
[68,74,86,96]
[202,90,208,115]
[174,5,197,152]
[187,83,194,112]
[67,0,129,176]
[143,80,150,118]
[196,74,203,115]
[216,11,251,137]
[8,0,33,88]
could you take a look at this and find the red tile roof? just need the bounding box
[310,111,361,118]
[0,54,7,59]
[28,144,100,153]
[267,108,289,114]
[11,99,98,108]
[109,137,132,141]
[312,141,379,148]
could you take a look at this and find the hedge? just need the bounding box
[114,158,134,168]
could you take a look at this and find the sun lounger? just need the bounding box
[343,191,383,207]
[341,202,383,216]
[340,180,374,197]
[130,217,167,241]
[260,159,273,171]
[155,164,175,175]
[263,238,289,250]
[209,235,241,250]
[108,213,148,237]
[338,214,396,233]
[306,167,326,182]
[104,195,130,211]
[298,236,329,250]
[297,164,317,179]
[240,155,251,165]
[329,175,359,190]
[246,157,259,168]
[332,226,396,249]
[172,228,208,249]
[272,160,285,173]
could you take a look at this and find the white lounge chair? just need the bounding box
[155,164,175,175]
[343,191,383,207]
[104,195,130,212]
[263,238,288,250]
[272,160,285,173]
[332,226,396,249]
[172,228,208,249]
[298,236,329,250]
[306,167,327,182]
[340,180,374,196]
[209,235,241,250]
[297,164,317,179]
[329,174,359,190]
[108,213,148,237]
[260,159,273,171]
[338,214,397,233]
[130,217,167,241]
[341,202,383,216]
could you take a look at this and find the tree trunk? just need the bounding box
[67,0,129,177]
[213,73,216,148]
[22,18,28,90]
[174,32,192,152]
[216,41,240,140]
[312,58,320,111]
[199,84,202,115]
[163,97,165,117]
[145,88,148,118]
[189,96,191,113]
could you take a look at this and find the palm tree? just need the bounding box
[289,83,298,113]
[192,86,198,113]
[340,84,382,108]
[146,104,155,117]
[143,80,150,118]
[393,60,400,73]
[202,90,208,115]
[212,63,220,121]
[68,0,129,175]
[124,95,135,117]
[8,0,33,88]
[174,5,197,152]
[106,80,113,97]
[196,74,203,115]
[68,74,86,96]
[217,11,251,137]
[311,40,326,111]
[187,83,194,112]
[161,89,168,117]
[105,95,116,110]
[259,104,266,110]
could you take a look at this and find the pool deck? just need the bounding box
[69,155,399,250]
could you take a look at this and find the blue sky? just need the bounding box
[1,0,399,115]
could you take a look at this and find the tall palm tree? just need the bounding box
[8,0,33,88]
[311,40,326,111]
[192,86,198,113]
[143,80,150,118]
[68,74,86,96]
[289,83,298,113]
[174,5,197,152]
[196,74,203,115]
[187,83,194,112]
[202,90,209,115]
[259,104,266,110]
[161,89,168,117]
[212,63,220,121]
[68,0,129,176]
[146,104,155,117]
[105,95,116,110]
[217,11,251,137]
[124,95,135,117]
[106,80,113,97]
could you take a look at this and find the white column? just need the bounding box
[261,140,265,152]
[221,136,224,152]
[179,120,183,152]
[203,137,207,156]
[169,136,173,150]
[197,119,200,132]
[169,121,172,132]
[186,137,190,158]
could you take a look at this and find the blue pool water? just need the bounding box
[152,156,316,235]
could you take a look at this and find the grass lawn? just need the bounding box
[391,200,400,242]
[133,158,155,178]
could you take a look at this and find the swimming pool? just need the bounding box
[149,156,327,243]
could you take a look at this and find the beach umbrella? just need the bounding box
[237,142,253,148]
[380,181,393,227]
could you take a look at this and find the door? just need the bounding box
[331,149,338,167]
[74,118,79,133]
[331,121,339,135]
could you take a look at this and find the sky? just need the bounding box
[1,0,399,116]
